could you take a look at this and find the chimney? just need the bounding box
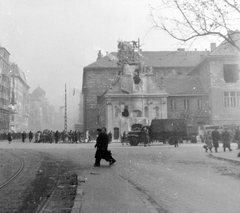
[210,43,216,52]
[96,50,103,60]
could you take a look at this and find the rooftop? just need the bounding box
[85,50,209,69]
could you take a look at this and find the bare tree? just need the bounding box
[150,0,240,51]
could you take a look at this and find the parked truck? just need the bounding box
[127,119,197,146]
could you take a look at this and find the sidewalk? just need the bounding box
[210,143,240,163]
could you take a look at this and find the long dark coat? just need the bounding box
[222,130,231,148]
[211,130,220,148]
[95,132,109,160]
[7,132,13,141]
[29,131,33,139]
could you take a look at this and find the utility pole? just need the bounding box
[64,83,67,132]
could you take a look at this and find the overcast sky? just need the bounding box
[0,0,213,119]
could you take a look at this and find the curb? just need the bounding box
[209,153,240,165]
[71,176,85,213]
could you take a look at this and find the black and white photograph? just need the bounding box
[1,0,240,212]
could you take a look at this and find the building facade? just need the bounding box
[28,86,62,132]
[0,46,11,133]
[82,49,209,138]
[9,63,30,132]
[189,32,240,126]
[98,64,168,139]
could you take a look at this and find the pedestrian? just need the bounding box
[199,129,204,143]
[22,131,27,143]
[108,131,112,144]
[7,131,13,144]
[86,130,91,143]
[211,128,220,153]
[221,127,232,152]
[203,131,213,152]
[50,131,54,143]
[29,131,33,142]
[121,131,128,145]
[174,127,179,148]
[68,130,72,143]
[143,127,150,147]
[94,127,116,167]
[102,127,116,165]
[79,132,84,143]
[37,131,41,143]
[55,130,59,143]
[34,132,38,143]
[234,126,240,150]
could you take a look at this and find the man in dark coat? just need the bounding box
[222,128,232,152]
[22,131,27,142]
[29,131,33,142]
[94,127,116,167]
[211,128,220,152]
[55,130,59,143]
[7,131,13,144]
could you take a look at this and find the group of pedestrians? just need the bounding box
[6,130,88,144]
[203,127,233,153]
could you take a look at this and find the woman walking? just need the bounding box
[204,131,213,153]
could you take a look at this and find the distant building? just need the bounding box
[9,63,30,132]
[0,46,11,133]
[29,86,60,132]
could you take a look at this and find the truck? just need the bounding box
[127,119,197,146]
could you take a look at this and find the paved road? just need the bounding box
[0,140,240,213]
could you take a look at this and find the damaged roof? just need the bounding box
[85,51,209,68]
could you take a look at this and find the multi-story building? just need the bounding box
[83,34,240,140]
[189,32,240,126]
[0,46,11,133]
[82,48,209,138]
[9,63,30,132]
[29,86,61,132]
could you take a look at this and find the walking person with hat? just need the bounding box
[222,127,232,152]
[211,128,220,153]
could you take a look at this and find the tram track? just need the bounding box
[0,148,78,212]
[0,150,25,190]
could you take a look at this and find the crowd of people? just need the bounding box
[5,130,90,144]
[203,127,240,153]
[4,129,114,145]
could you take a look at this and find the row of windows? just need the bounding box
[224,91,240,108]
[111,91,240,118]
[113,99,203,118]
[169,99,203,110]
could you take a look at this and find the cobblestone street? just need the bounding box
[0,140,240,213]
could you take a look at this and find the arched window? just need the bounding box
[133,109,142,117]
[144,106,149,117]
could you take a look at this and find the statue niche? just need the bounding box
[133,68,143,92]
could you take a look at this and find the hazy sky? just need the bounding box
[0,0,212,117]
